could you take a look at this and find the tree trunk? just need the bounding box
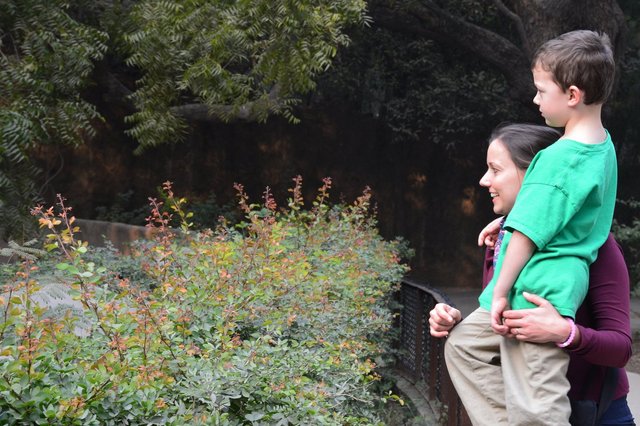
[508,0,626,60]
[370,0,627,107]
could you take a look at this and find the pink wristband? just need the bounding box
[556,318,576,348]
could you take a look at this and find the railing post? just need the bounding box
[395,279,472,426]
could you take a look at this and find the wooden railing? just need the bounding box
[394,278,472,426]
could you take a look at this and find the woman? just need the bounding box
[429,123,634,425]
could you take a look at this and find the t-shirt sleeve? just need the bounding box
[504,181,576,249]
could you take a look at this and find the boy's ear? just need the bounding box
[567,85,583,106]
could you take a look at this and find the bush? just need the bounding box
[0,177,408,424]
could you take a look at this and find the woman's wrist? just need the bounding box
[556,318,576,348]
[567,325,581,348]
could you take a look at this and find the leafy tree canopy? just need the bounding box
[1,0,637,241]
[0,0,367,238]
[0,0,108,238]
[123,0,368,149]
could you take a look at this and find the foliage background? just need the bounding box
[2,0,640,288]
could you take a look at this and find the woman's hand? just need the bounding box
[478,216,505,247]
[429,303,462,337]
[501,292,573,344]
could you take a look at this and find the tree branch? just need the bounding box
[93,62,284,123]
[170,103,259,122]
[492,0,531,58]
[369,1,534,103]
[170,85,283,122]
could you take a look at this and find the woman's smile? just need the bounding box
[479,139,525,216]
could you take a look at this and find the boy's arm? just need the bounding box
[491,230,536,334]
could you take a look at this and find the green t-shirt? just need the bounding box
[479,132,617,317]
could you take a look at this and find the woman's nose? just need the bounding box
[479,172,490,187]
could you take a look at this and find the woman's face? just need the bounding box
[479,139,526,215]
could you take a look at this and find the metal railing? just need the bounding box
[394,278,472,426]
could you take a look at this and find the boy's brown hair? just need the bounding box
[532,30,615,105]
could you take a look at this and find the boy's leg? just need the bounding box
[501,337,571,425]
[445,307,508,426]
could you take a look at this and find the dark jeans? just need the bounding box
[600,396,635,426]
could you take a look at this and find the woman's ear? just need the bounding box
[567,85,583,106]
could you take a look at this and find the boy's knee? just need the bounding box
[444,326,464,362]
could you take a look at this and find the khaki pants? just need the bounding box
[445,307,571,426]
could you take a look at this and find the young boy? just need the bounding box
[445,30,617,426]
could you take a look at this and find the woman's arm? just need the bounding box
[566,236,632,367]
[502,236,632,367]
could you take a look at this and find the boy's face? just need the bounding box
[532,64,570,128]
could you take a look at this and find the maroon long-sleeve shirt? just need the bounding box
[482,233,632,401]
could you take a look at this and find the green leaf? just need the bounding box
[245,412,265,422]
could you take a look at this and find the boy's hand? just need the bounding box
[429,303,462,337]
[478,216,504,247]
[491,296,510,335]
